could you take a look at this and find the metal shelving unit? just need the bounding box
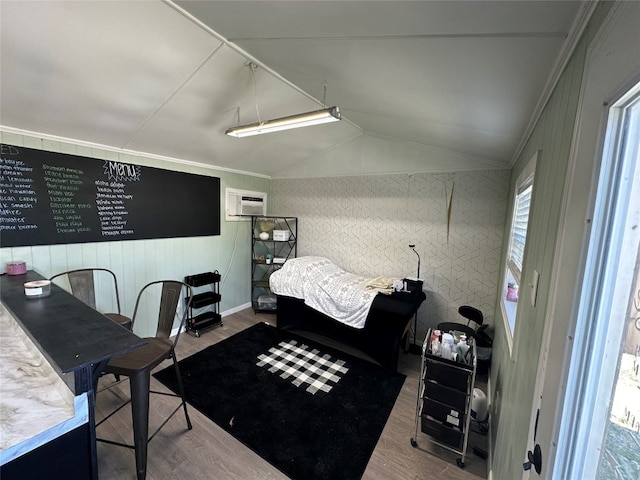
[251,216,297,313]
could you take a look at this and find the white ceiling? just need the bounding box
[0,1,589,178]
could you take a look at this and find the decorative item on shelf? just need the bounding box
[259,219,276,233]
[259,231,269,240]
[273,230,290,241]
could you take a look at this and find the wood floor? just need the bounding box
[96,308,489,480]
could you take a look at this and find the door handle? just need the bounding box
[523,444,542,474]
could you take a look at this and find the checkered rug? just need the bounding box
[256,339,349,395]
[154,323,406,480]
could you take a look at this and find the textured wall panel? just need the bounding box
[271,170,509,341]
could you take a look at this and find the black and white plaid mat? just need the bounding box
[256,339,349,395]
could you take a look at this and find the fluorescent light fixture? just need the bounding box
[225,106,341,138]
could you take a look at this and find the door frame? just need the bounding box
[522,2,640,478]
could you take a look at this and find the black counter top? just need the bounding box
[0,270,145,393]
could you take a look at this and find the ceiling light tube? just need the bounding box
[225,106,341,137]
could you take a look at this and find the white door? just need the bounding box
[522,2,640,478]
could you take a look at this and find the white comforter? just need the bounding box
[269,256,378,329]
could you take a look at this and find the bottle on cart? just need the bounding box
[441,332,454,359]
[430,329,441,355]
[457,337,470,364]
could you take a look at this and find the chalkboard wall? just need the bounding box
[0,144,220,247]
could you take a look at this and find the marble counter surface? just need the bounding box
[0,302,88,465]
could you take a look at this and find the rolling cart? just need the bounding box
[411,327,477,467]
[184,271,222,337]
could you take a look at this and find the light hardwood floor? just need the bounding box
[96,309,489,480]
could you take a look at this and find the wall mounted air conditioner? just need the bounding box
[226,188,267,221]
[239,196,265,215]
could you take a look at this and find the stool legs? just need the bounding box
[172,356,192,430]
[129,369,151,480]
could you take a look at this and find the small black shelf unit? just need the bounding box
[411,328,477,468]
[251,216,297,313]
[184,271,222,337]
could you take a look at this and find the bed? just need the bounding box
[269,256,426,372]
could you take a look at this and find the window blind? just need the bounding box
[508,184,532,283]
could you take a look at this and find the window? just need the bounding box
[502,152,537,340]
[508,182,533,285]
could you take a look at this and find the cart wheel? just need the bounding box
[410,438,418,448]
[456,458,465,468]
[195,331,200,338]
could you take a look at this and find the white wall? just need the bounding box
[0,130,268,337]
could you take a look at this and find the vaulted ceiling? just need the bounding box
[0,1,589,178]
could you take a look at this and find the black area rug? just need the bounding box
[153,322,405,480]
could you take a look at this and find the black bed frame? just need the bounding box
[276,290,426,372]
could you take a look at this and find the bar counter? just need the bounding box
[0,270,145,479]
[0,303,87,464]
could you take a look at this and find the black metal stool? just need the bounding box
[50,267,132,330]
[96,280,193,480]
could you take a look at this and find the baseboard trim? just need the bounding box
[222,302,252,317]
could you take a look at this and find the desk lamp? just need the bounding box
[409,244,420,279]
[408,244,422,354]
